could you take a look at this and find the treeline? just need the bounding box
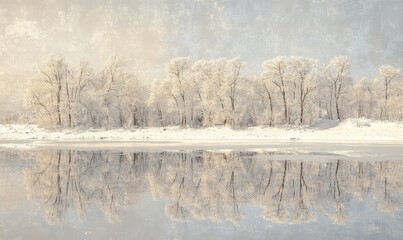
[27,56,402,129]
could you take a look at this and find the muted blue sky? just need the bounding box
[0,0,402,80]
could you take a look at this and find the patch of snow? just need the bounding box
[0,119,403,144]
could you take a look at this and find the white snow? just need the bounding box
[0,118,403,144]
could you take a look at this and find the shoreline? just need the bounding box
[1,119,403,145]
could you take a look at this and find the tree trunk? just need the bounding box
[385,79,389,119]
[269,96,274,127]
[281,90,288,124]
[299,82,304,125]
[300,100,304,125]
[56,86,62,127]
[263,84,274,126]
[65,81,72,128]
[335,99,341,120]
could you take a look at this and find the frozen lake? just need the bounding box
[1,143,403,239]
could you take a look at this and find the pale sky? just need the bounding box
[0,0,402,81]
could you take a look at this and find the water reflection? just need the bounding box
[22,150,403,225]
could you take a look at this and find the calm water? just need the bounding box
[1,146,403,239]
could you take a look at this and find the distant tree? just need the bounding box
[28,56,69,128]
[352,77,373,118]
[148,80,167,126]
[167,57,191,127]
[262,56,290,124]
[223,57,246,127]
[190,58,245,127]
[378,65,400,119]
[89,57,147,129]
[206,58,228,126]
[191,60,210,126]
[326,56,351,121]
[257,74,275,126]
[289,57,320,125]
[65,60,91,128]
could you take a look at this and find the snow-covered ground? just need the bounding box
[0,118,402,144]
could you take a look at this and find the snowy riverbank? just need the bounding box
[1,118,403,143]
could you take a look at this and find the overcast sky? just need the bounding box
[0,0,402,82]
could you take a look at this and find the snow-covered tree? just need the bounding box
[189,58,246,127]
[64,60,92,128]
[191,59,211,126]
[167,57,192,127]
[351,77,373,118]
[262,57,290,124]
[28,56,69,128]
[377,65,401,120]
[255,75,276,126]
[201,58,229,126]
[217,57,246,127]
[288,57,320,125]
[148,80,169,126]
[326,56,351,120]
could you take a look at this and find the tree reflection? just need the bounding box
[23,150,403,225]
[24,150,148,224]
